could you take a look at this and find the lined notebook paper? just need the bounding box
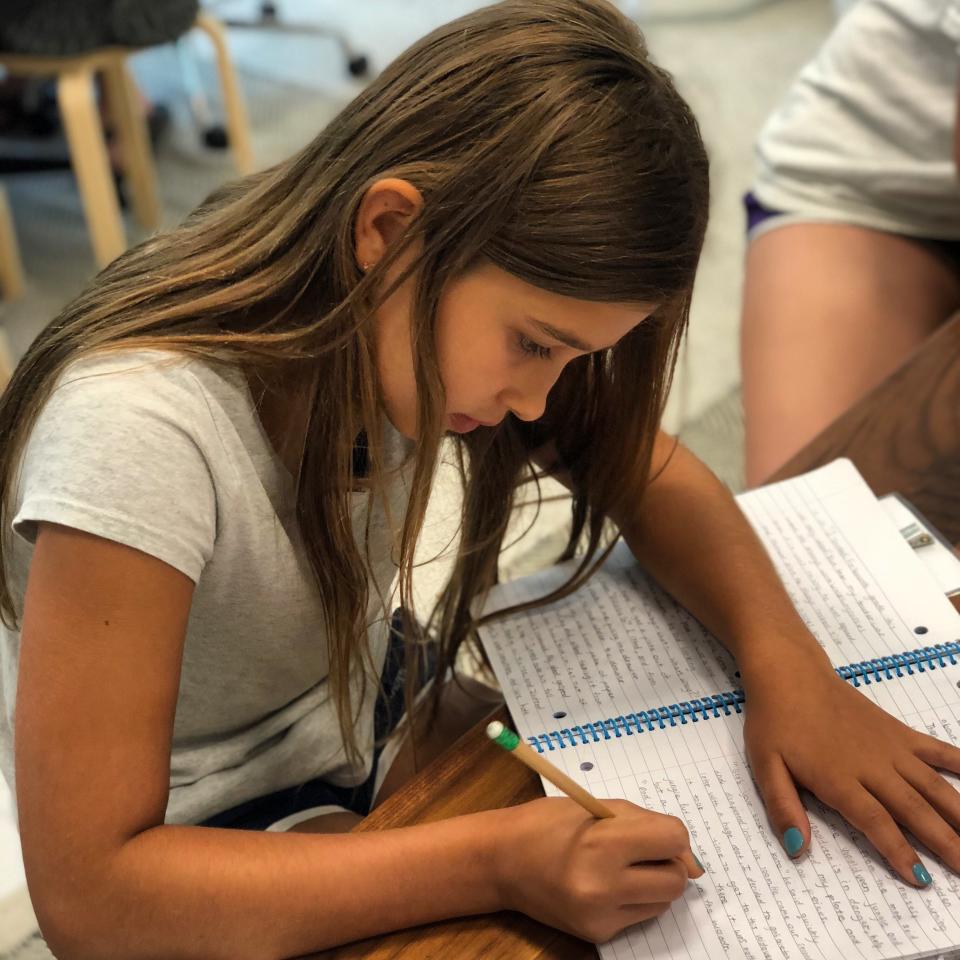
[480,460,960,960]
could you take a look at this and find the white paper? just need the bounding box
[480,460,960,960]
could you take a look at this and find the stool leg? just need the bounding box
[101,58,161,232]
[0,328,13,390]
[57,66,126,268]
[193,13,255,176]
[176,36,217,131]
[0,188,25,300]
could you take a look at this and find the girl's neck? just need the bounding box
[244,367,312,479]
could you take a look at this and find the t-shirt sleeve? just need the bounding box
[12,354,218,583]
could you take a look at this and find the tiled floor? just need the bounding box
[0,0,834,926]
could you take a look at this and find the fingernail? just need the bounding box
[693,853,704,872]
[913,863,932,887]
[783,827,804,857]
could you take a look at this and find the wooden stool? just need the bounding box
[0,327,13,391]
[0,183,24,390]
[0,185,25,301]
[0,13,254,269]
[193,14,255,178]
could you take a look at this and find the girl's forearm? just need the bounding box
[614,435,831,676]
[47,809,507,960]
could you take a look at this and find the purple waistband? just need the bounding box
[743,190,782,234]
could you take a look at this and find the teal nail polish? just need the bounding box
[783,827,804,857]
[913,863,932,887]
[693,853,704,872]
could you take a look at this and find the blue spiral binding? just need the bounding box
[526,641,960,753]
[834,641,960,687]
[527,689,746,752]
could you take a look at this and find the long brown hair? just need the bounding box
[0,0,708,762]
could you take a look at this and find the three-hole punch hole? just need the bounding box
[553,711,593,771]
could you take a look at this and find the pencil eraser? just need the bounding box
[486,721,520,751]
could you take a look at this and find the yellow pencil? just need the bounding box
[486,720,615,818]
[486,719,704,876]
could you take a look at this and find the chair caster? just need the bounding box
[203,124,229,149]
[348,55,370,78]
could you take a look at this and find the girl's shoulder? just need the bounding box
[10,348,258,586]
[42,346,255,439]
[53,346,242,403]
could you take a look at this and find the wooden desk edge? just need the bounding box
[309,705,591,959]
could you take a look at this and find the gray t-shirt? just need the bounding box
[753,0,960,239]
[0,350,414,825]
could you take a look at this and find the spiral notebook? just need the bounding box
[480,460,960,960]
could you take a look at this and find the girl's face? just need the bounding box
[375,259,655,440]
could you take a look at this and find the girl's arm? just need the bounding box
[17,523,498,960]
[597,433,960,885]
[17,523,695,960]
[608,433,826,672]
[531,430,815,667]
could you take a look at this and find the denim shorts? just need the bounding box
[199,612,437,831]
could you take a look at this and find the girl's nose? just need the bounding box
[502,368,558,423]
[506,393,547,423]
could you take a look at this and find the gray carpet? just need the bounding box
[679,384,745,493]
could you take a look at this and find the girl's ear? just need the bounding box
[354,178,424,271]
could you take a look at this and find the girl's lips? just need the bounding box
[449,413,481,433]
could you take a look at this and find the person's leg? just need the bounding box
[741,223,960,487]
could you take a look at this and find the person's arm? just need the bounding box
[531,431,820,667]
[608,433,826,672]
[535,431,960,885]
[17,522,697,960]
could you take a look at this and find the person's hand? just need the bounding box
[741,639,960,887]
[492,797,703,943]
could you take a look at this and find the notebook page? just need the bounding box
[483,664,960,960]
[480,459,960,960]
[528,699,960,960]
[483,544,737,736]
[739,461,960,665]
[483,460,960,746]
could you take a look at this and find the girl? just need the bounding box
[2,2,959,957]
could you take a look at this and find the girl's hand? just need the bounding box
[493,797,704,943]
[741,642,960,887]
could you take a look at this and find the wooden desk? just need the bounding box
[314,314,960,960]
[769,312,960,543]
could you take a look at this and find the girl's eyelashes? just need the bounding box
[517,333,552,360]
